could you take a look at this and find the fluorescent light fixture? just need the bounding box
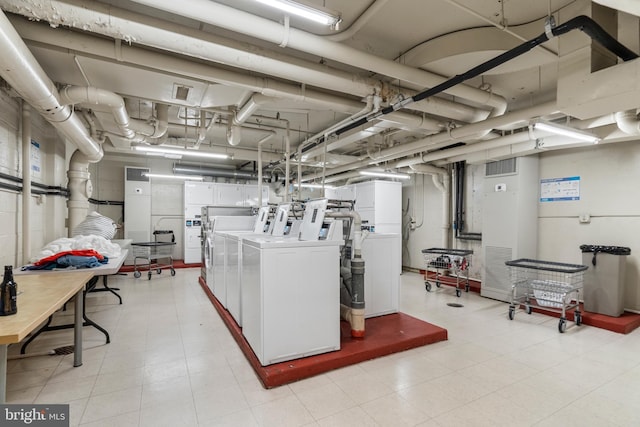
[359,170,411,180]
[300,183,335,189]
[143,173,203,181]
[255,0,341,26]
[133,145,229,159]
[532,121,601,144]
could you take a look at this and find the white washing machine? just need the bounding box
[241,235,342,366]
[205,216,255,306]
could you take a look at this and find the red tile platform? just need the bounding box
[198,277,448,388]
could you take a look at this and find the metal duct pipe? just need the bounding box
[0,9,102,162]
[21,102,31,265]
[173,164,259,180]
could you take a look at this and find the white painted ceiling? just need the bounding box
[0,0,638,180]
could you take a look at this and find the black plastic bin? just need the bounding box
[580,245,631,317]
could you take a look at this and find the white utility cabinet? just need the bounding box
[481,157,539,302]
[241,236,341,366]
[124,167,151,265]
[361,233,401,317]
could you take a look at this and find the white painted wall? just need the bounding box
[403,141,640,312]
[538,141,640,311]
[0,90,68,266]
[402,165,483,281]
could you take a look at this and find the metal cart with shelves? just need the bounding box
[505,258,587,333]
[132,230,176,280]
[421,248,473,297]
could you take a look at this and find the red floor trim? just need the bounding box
[519,301,640,334]
[198,277,448,388]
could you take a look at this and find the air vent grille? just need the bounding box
[486,158,516,176]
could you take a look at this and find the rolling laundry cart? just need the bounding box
[132,230,176,280]
[505,258,587,333]
[421,248,473,297]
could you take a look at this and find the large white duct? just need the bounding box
[129,0,507,115]
[0,9,102,162]
[59,86,136,139]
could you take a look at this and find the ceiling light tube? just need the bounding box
[133,145,229,159]
[143,173,203,181]
[255,0,341,26]
[532,121,601,144]
[359,170,411,180]
[300,183,335,189]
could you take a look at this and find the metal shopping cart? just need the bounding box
[505,258,587,333]
[421,248,473,297]
[132,230,176,280]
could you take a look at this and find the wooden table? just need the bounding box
[14,250,128,352]
[0,271,93,403]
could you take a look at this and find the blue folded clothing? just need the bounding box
[22,255,109,270]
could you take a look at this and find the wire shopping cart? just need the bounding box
[421,248,473,297]
[132,230,176,280]
[505,258,588,333]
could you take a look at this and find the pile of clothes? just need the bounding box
[22,235,122,271]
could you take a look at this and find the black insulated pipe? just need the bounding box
[334,15,639,138]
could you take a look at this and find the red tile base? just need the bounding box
[520,301,640,334]
[198,277,448,388]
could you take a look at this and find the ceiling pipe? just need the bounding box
[10,17,446,136]
[173,164,259,180]
[129,0,508,115]
[407,164,450,248]
[614,110,640,135]
[21,102,31,265]
[132,103,170,139]
[302,101,559,181]
[58,86,136,139]
[0,9,102,162]
[257,132,277,206]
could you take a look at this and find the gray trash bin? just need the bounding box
[580,245,631,317]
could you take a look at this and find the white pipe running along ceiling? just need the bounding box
[0,9,103,162]
[129,0,508,116]
[0,0,496,126]
[4,5,448,141]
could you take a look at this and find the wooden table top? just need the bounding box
[0,271,93,344]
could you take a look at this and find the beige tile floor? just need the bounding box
[6,268,640,426]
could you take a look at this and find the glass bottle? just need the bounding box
[0,265,17,316]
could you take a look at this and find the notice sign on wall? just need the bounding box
[540,176,580,202]
[31,139,41,179]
